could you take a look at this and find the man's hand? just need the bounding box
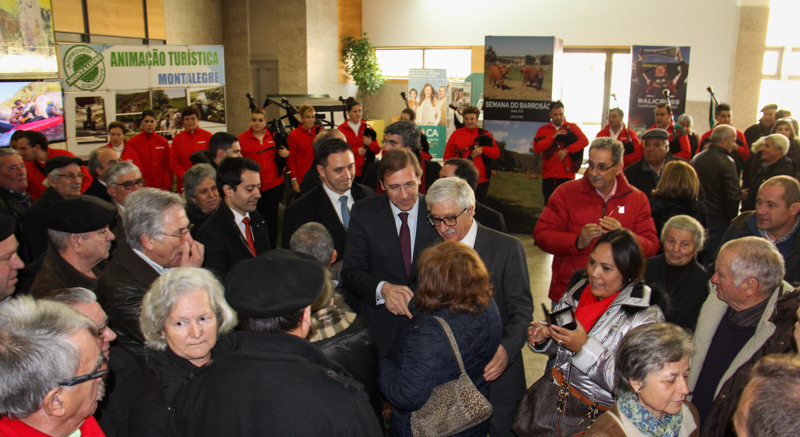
[291,180,300,193]
[358,147,367,156]
[557,149,569,161]
[470,146,483,159]
[380,283,414,319]
[180,240,205,267]
[598,216,622,232]
[552,129,567,140]
[577,223,603,249]
[278,147,289,158]
[741,188,749,201]
[363,136,373,146]
[483,345,508,382]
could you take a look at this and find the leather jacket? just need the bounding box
[692,144,741,221]
[533,278,665,407]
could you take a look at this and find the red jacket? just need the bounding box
[532,122,589,179]
[287,126,317,185]
[25,149,92,200]
[647,122,691,160]
[0,416,105,437]
[338,120,381,176]
[699,127,750,162]
[533,172,660,302]
[596,124,642,168]
[126,131,172,190]
[169,128,211,191]
[239,128,283,191]
[103,143,142,170]
[444,127,501,184]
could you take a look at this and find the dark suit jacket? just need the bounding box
[0,188,32,264]
[473,224,533,406]
[24,187,64,261]
[623,154,686,199]
[281,183,375,259]
[340,194,440,357]
[475,202,508,233]
[83,177,113,204]
[196,204,270,280]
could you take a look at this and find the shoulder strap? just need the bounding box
[433,316,467,376]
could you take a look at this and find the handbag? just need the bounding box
[410,317,493,437]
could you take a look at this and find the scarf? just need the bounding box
[574,283,619,331]
[617,391,682,437]
[309,304,356,342]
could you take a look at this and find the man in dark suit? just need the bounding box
[341,148,440,357]
[282,137,375,261]
[440,158,508,233]
[83,146,119,203]
[196,157,270,279]
[425,176,533,437]
[0,148,33,264]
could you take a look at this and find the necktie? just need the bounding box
[339,196,350,228]
[399,212,411,277]
[242,216,257,256]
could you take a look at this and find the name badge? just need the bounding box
[618,206,625,214]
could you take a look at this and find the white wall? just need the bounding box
[363,0,740,103]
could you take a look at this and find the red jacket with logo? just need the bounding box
[533,122,589,179]
[699,127,750,162]
[239,128,283,191]
[127,131,172,190]
[596,124,642,168]
[338,120,381,177]
[444,127,501,184]
[169,128,211,191]
[25,148,92,200]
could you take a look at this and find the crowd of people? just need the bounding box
[0,98,799,437]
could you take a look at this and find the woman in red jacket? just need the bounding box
[443,106,500,202]
[105,121,142,170]
[338,97,380,181]
[287,104,318,193]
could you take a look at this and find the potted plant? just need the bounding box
[342,32,385,118]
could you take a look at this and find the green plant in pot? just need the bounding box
[342,32,385,118]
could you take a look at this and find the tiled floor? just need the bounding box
[514,234,552,387]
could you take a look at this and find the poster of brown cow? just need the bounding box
[483,36,557,101]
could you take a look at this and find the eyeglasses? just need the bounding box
[385,181,417,194]
[586,162,619,173]
[160,224,193,239]
[114,178,146,190]
[428,208,468,227]
[59,368,109,387]
[93,319,110,340]
[56,172,84,181]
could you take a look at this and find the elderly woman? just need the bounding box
[649,160,706,238]
[771,118,800,171]
[644,215,708,330]
[182,163,219,236]
[380,241,502,437]
[677,114,699,157]
[516,229,665,437]
[742,134,794,211]
[128,267,237,437]
[585,323,698,437]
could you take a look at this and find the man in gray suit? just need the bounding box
[425,177,534,437]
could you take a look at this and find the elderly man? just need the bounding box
[16,130,91,200]
[341,148,440,357]
[96,188,204,352]
[595,107,642,167]
[623,128,685,198]
[426,177,533,437]
[440,158,507,233]
[689,237,800,437]
[720,176,800,285]
[362,120,441,194]
[0,296,106,437]
[0,148,33,263]
[83,147,119,203]
[28,196,115,297]
[0,215,25,303]
[699,103,751,164]
[169,106,211,192]
[24,156,86,260]
[534,137,660,304]
[105,161,144,243]
[692,124,742,266]
[734,354,800,437]
[282,137,375,260]
[196,157,270,278]
[648,103,691,160]
[741,134,793,212]
[126,110,172,191]
[744,104,778,147]
[168,250,382,437]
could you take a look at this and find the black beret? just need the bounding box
[44,156,84,175]
[363,127,377,141]
[641,129,669,141]
[0,215,16,242]
[46,195,116,233]
[225,249,326,319]
[761,104,778,112]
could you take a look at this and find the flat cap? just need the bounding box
[761,104,778,112]
[225,249,326,319]
[641,129,669,140]
[46,195,116,233]
[0,215,16,242]
[44,156,84,175]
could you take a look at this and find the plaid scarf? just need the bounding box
[309,304,356,342]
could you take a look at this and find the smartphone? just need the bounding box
[543,304,577,331]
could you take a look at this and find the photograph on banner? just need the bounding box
[0,80,64,147]
[74,96,107,139]
[0,0,58,76]
[189,87,225,125]
[116,90,150,114]
[447,81,472,130]
[115,114,142,133]
[408,69,447,158]
[628,45,690,136]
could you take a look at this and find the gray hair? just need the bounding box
[720,237,785,295]
[740,354,800,437]
[183,164,216,204]
[752,134,789,157]
[41,287,97,306]
[290,222,334,265]
[425,177,476,211]
[0,296,97,419]
[589,137,624,165]
[46,229,93,252]
[383,120,422,150]
[0,148,20,159]
[140,267,237,350]
[124,188,184,250]
[661,215,706,251]
[677,113,693,127]
[614,323,694,396]
[710,124,736,144]
[105,161,140,186]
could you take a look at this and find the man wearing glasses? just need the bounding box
[425,177,533,437]
[534,137,660,305]
[16,130,92,200]
[105,161,146,242]
[0,296,107,437]
[623,128,686,199]
[97,188,204,354]
[341,148,440,358]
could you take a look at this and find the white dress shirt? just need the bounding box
[322,183,353,225]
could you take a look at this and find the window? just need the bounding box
[758,0,800,118]
[375,48,471,79]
